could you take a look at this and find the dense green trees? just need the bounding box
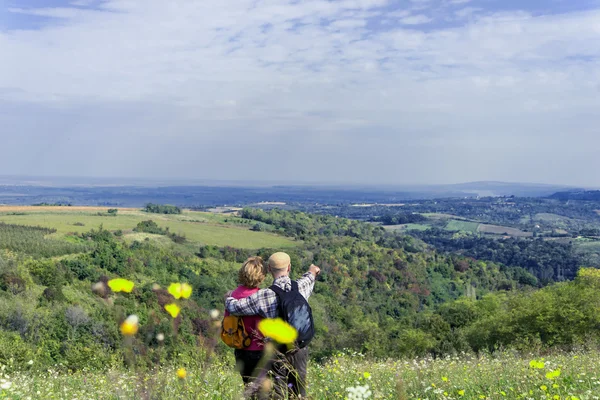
[374,213,428,225]
[143,203,182,214]
[0,207,598,370]
[0,223,90,258]
[133,220,186,244]
[412,229,580,283]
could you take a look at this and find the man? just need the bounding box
[225,252,321,398]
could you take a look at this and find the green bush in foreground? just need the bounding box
[1,350,600,399]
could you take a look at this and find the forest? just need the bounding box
[0,206,599,368]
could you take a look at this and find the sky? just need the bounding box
[1,0,599,186]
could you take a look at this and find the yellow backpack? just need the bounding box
[221,315,252,349]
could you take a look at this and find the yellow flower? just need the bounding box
[442,376,448,382]
[529,360,545,369]
[540,385,548,391]
[257,318,298,344]
[108,278,134,293]
[168,283,192,299]
[458,390,465,396]
[546,369,561,380]
[363,372,371,380]
[165,303,181,318]
[176,368,187,379]
[120,315,139,336]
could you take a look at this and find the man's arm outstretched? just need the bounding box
[297,264,320,300]
[224,288,279,318]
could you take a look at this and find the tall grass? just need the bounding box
[1,349,599,399]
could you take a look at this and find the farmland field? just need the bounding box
[383,223,431,231]
[445,219,480,232]
[0,206,297,249]
[477,223,533,237]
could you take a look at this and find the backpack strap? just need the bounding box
[270,280,298,295]
[270,284,284,296]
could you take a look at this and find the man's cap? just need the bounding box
[268,252,291,270]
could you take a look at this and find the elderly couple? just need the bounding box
[224,252,321,399]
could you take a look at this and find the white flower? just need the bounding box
[0,381,11,390]
[28,360,34,365]
[346,384,372,400]
[209,309,220,319]
[156,333,165,341]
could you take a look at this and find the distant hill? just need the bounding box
[548,190,600,201]
[0,176,580,207]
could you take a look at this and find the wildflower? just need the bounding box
[363,372,371,380]
[458,389,465,396]
[108,278,134,293]
[209,309,220,319]
[529,360,545,369]
[164,303,181,318]
[156,333,165,341]
[540,385,548,391]
[120,315,139,336]
[27,360,34,365]
[442,376,448,382]
[546,369,561,380]
[346,384,372,400]
[176,368,187,379]
[168,283,192,299]
[257,318,297,344]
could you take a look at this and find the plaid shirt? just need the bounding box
[225,272,315,319]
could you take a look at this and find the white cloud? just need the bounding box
[1,1,600,184]
[399,14,433,25]
[454,7,482,19]
[70,0,96,6]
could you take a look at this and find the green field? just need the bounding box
[382,223,431,232]
[0,207,296,250]
[445,219,481,232]
[3,349,599,399]
[422,213,469,220]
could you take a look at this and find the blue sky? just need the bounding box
[1,0,599,186]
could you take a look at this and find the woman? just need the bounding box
[224,256,268,394]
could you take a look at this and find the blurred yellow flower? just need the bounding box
[546,369,561,380]
[363,372,371,380]
[529,360,545,369]
[120,315,139,336]
[108,278,134,293]
[176,368,187,379]
[165,303,181,318]
[168,283,192,299]
[458,390,465,396]
[442,376,448,382]
[257,318,297,344]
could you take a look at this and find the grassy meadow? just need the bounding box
[0,206,297,250]
[445,220,481,233]
[2,350,600,399]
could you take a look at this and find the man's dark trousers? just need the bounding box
[271,346,309,398]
